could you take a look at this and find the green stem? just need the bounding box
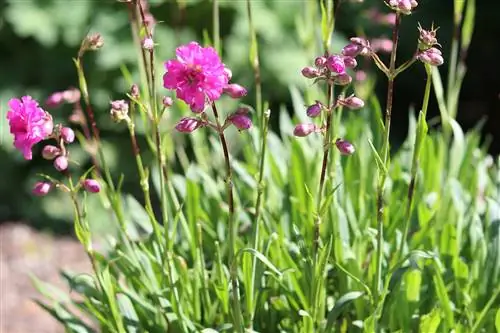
[211,102,244,332]
[374,12,401,307]
[398,64,432,262]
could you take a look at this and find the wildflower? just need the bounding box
[163,41,229,113]
[342,37,370,57]
[338,95,365,109]
[61,127,75,144]
[6,96,53,160]
[418,23,439,50]
[228,113,252,131]
[62,88,81,104]
[387,0,418,15]
[418,47,444,66]
[142,37,154,50]
[306,101,323,118]
[224,84,247,99]
[335,138,355,155]
[54,156,69,171]
[82,179,101,193]
[175,117,203,133]
[32,182,52,196]
[301,66,319,79]
[110,100,129,122]
[42,145,61,160]
[326,55,346,75]
[82,33,104,51]
[162,96,173,107]
[293,123,320,137]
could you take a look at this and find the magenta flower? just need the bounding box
[306,101,323,118]
[82,179,101,193]
[163,41,229,113]
[326,55,346,75]
[224,83,247,99]
[6,96,53,160]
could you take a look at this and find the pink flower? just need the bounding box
[32,181,52,196]
[326,55,346,75]
[163,41,229,113]
[338,95,365,109]
[54,156,69,172]
[418,48,444,66]
[6,96,53,160]
[61,127,75,143]
[306,101,323,118]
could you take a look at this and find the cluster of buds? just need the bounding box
[41,125,75,172]
[110,99,130,123]
[301,52,357,86]
[386,0,418,15]
[79,33,104,56]
[416,24,444,66]
[175,106,253,134]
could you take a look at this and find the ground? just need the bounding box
[0,222,90,333]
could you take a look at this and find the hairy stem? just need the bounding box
[211,102,244,332]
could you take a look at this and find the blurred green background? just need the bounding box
[0,0,498,232]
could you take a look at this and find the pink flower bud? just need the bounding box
[418,23,439,49]
[224,67,233,81]
[163,96,173,107]
[418,47,444,66]
[342,43,364,57]
[293,123,320,137]
[326,55,346,75]
[314,56,327,68]
[306,101,323,118]
[61,127,75,143]
[142,37,154,50]
[82,179,101,193]
[54,156,69,171]
[229,114,252,131]
[62,88,81,104]
[110,100,129,122]
[130,84,140,98]
[301,66,320,79]
[42,112,54,136]
[42,145,61,160]
[338,95,365,109]
[46,92,64,108]
[224,84,247,99]
[175,117,202,133]
[32,181,52,196]
[335,138,355,155]
[388,0,418,15]
[371,38,393,53]
[333,74,352,86]
[343,56,358,69]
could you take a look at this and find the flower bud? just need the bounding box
[163,96,173,107]
[224,84,247,99]
[314,56,327,68]
[175,117,202,133]
[306,101,323,118]
[229,114,252,131]
[301,66,320,79]
[371,38,393,53]
[418,23,439,49]
[32,181,52,196]
[388,0,418,15]
[293,123,319,137]
[54,156,69,171]
[142,37,154,50]
[326,55,346,75]
[62,88,81,104]
[418,47,444,66]
[343,56,358,69]
[82,179,101,193]
[42,145,61,160]
[46,92,64,108]
[335,138,355,155]
[333,74,352,86]
[224,67,233,81]
[130,84,140,99]
[42,112,54,136]
[338,95,365,109]
[84,33,104,51]
[110,100,129,122]
[61,127,75,143]
[342,43,364,57]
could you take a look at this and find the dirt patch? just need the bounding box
[1,222,91,333]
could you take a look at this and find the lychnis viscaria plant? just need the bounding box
[5,0,500,332]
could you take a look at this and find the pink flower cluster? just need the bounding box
[386,0,418,15]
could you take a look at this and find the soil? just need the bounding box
[0,222,91,333]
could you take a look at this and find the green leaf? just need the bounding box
[236,248,282,277]
[419,308,442,333]
[368,139,388,175]
[495,309,500,332]
[325,291,364,332]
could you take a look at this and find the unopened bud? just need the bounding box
[84,33,104,51]
[32,181,52,196]
[418,23,439,49]
[333,74,352,86]
[229,114,252,131]
[387,0,418,15]
[343,56,358,68]
[224,84,247,99]
[130,84,140,99]
[338,95,365,109]
[110,100,129,122]
[301,66,320,79]
[314,56,327,68]
[82,179,101,193]
[306,101,323,118]
[326,55,346,75]
[142,37,154,50]
[335,138,355,155]
[42,145,61,160]
[163,96,173,107]
[293,123,320,137]
[418,47,444,66]
[54,156,69,172]
[175,117,202,133]
[61,127,75,143]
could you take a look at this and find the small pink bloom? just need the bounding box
[175,117,202,133]
[335,138,355,155]
[314,56,327,68]
[32,181,52,196]
[293,123,320,137]
[42,145,61,160]
[224,84,247,99]
[163,41,229,113]
[388,0,418,15]
[142,37,154,50]
[306,101,323,118]
[62,88,81,104]
[6,96,53,160]
[229,114,252,131]
[163,96,173,107]
[326,55,346,75]
[54,156,69,171]
[61,127,75,143]
[301,66,319,79]
[82,179,101,193]
[46,92,64,108]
